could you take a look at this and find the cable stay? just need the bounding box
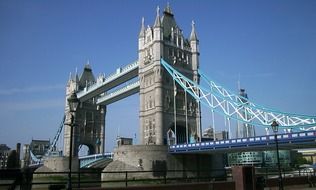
[46,115,65,156]
[160,58,316,130]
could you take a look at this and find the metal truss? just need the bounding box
[161,59,316,130]
[46,115,65,156]
[30,150,43,165]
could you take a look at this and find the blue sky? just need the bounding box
[0,0,315,152]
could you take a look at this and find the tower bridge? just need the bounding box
[31,4,316,175]
[62,4,202,159]
[76,60,139,102]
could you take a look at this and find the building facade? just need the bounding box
[30,139,50,159]
[138,5,201,145]
[0,144,10,168]
[236,89,255,138]
[64,65,105,157]
[228,150,291,168]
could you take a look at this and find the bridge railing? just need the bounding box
[1,168,315,189]
[79,152,114,168]
[96,80,140,104]
[169,130,316,152]
[79,152,114,160]
[100,61,138,84]
[77,61,138,98]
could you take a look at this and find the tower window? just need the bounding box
[146,36,151,43]
[169,48,173,56]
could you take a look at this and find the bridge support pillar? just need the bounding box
[232,166,256,190]
[100,106,106,154]
[33,156,79,186]
[50,157,78,172]
[102,145,226,187]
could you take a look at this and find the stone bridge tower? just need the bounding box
[138,5,201,145]
[64,64,105,157]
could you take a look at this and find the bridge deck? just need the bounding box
[77,61,138,102]
[169,131,316,154]
[97,80,140,105]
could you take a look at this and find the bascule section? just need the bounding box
[138,5,201,145]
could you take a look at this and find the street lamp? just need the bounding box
[271,120,284,190]
[67,92,79,190]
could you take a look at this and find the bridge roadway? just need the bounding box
[96,80,140,105]
[169,130,316,154]
[76,61,138,102]
[79,152,113,168]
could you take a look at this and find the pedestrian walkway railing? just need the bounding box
[0,167,315,189]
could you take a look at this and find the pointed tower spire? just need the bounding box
[69,72,72,81]
[84,59,92,71]
[75,67,79,82]
[154,6,161,27]
[237,73,241,91]
[139,17,145,38]
[164,2,173,15]
[190,20,198,41]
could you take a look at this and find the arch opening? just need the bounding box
[78,144,95,157]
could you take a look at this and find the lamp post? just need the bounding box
[67,92,79,190]
[271,120,284,190]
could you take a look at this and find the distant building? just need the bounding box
[0,144,10,168]
[215,130,229,141]
[116,137,133,147]
[228,151,263,166]
[202,127,214,141]
[21,144,30,168]
[228,150,292,168]
[230,89,259,167]
[202,128,228,141]
[298,149,316,164]
[236,89,255,138]
[29,139,50,159]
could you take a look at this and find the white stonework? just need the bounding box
[63,64,106,158]
[138,5,201,145]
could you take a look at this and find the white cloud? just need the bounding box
[0,84,65,95]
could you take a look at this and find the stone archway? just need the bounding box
[169,122,187,144]
[78,144,95,157]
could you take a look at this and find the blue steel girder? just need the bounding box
[160,58,316,130]
[169,131,316,154]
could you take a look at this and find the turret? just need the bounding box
[153,6,161,28]
[67,71,79,96]
[153,6,163,61]
[138,17,145,51]
[190,21,200,82]
[190,21,198,42]
[164,2,173,16]
[78,61,96,90]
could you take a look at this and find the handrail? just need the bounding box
[96,80,140,104]
[77,61,138,98]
